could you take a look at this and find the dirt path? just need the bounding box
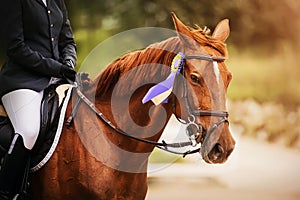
[146,136,300,200]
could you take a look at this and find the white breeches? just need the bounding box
[1,89,43,150]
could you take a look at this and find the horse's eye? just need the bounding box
[190,74,200,84]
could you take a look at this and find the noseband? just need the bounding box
[173,54,229,147]
[69,53,229,157]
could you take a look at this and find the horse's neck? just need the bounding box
[74,89,173,173]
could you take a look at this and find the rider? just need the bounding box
[0,0,77,199]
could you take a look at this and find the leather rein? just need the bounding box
[67,53,228,157]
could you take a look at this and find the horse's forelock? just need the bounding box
[190,26,227,56]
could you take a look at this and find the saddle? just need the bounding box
[0,83,70,199]
[0,73,90,164]
[32,85,60,153]
[0,82,65,159]
[0,74,89,198]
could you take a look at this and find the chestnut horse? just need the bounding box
[31,13,235,199]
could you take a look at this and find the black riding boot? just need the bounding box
[0,117,13,158]
[0,134,29,200]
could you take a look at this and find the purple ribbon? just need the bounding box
[142,52,184,105]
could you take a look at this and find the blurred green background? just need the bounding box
[65,0,300,105]
[1,0,300,148]
[69,0,300,149]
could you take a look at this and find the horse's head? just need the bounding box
[171,13,235,164]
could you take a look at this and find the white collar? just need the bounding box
[42,0,47,6]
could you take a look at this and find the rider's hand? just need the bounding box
[59,64,76,82]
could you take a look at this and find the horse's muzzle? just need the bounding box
[202,143,234,163]
[199,120,235,164]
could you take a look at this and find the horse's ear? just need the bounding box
[171,12,194,46]
[212,19,230,42]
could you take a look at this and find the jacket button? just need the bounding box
[51,37,54,42]
[48,10,51,14]
[50,24,54,28]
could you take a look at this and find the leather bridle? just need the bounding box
[172,54,229,149]
[67,53,229,157]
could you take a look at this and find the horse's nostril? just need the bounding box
[208,143,225,162]
[214,143,224,154]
